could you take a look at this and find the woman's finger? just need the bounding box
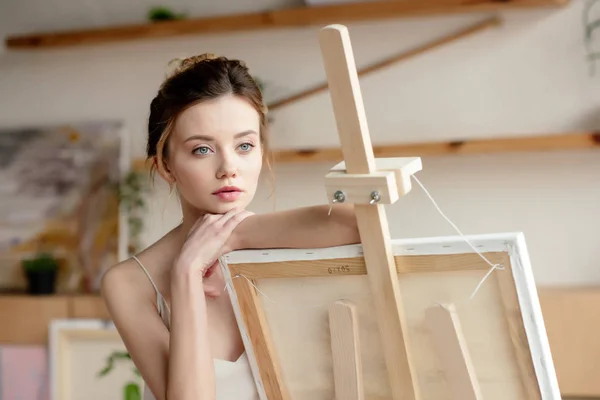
[186,214,213,238]
[199,214,221,232]
[212,208,244,229]
[221,209,253,235]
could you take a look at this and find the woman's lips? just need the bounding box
[212,186,242,202]
[213,191,242,201]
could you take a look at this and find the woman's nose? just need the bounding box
[216,157,237,179]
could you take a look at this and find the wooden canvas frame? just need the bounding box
[222,232,560,399]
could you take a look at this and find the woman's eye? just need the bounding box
[193,146,212,155]
[239,143,254,152]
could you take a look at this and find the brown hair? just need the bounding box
[146,53,271,184]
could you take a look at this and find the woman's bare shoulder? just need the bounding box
[100,229,179,306]
[100,257,149,310]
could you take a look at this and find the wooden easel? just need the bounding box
[319,23,482,400]
[222,23,561,400]
[318,24,422,400]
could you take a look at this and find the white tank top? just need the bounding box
[132,256,259,400]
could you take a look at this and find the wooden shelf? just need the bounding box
[0,294,109,345]
[132,131,599,170]
[5,0,568,49]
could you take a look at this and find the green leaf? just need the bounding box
[124,382,141,400]
[97,364,112,377]
[586,19,600,42]
[97,350,134,378]
[588,51,600,60]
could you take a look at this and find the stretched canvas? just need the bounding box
[222,232,561,400]
[0,121,129,292]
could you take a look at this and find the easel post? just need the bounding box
[319,24,422,400]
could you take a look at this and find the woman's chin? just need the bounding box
[186,193,254,216]
[211,204,248,215]
[192,200,241,215]
[209,193,254,212]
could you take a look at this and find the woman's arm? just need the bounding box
[167,210,251,399]
[168,269,215,400]
[232,203,360,250]
[101,261,215,400]
[102,210,251,400]
[101,263,173,400]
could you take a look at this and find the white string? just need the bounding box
[411,174,504,301]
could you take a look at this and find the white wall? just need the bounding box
[1,1,599,286]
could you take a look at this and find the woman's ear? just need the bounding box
[155,156,176,185]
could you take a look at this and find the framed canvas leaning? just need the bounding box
[221,232,560,400]
[49,319,143,400]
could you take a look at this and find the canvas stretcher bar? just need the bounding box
[425,303,482,399]
[329,300,364,400]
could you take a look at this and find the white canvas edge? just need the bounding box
[223,231,521,264]
[508,233,561,399]
[221,231,561,400]
[49,318,117,400]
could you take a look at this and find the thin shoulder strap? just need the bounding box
[131,255,171,329]
[132,255,160,294]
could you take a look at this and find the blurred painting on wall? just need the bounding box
[0,121,128,293]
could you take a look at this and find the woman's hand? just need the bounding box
[173,208,253,279]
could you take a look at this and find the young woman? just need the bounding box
[101,54,361,400]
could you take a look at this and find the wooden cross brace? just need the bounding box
[319,24,423,400]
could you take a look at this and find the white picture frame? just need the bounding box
[49,318,142,400]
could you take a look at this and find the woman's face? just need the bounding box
[165,94,263,215]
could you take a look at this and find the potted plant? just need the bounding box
[148,6,187,22]
[98,350,141,400]
[21,252,59,295]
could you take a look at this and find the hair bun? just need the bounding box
[165,53,218,78]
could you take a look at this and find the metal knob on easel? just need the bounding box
[332,190,346,203]
[369,191,380,204]
[324,158,421,207]
[330,190,380,205]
